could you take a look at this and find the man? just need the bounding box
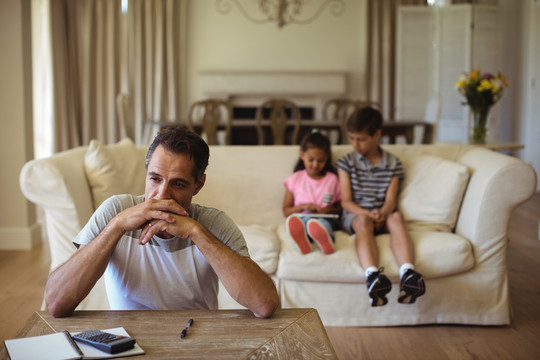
[45,127,279,318]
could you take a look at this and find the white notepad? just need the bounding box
[4,327,144,360]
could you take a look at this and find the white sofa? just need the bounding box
[20,138,537,326]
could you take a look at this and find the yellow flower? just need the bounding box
[470,69,481,80]
[498,73,509,87]
[455,80,466,89]
[477,79,493,92]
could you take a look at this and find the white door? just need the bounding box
[525,1,540,192]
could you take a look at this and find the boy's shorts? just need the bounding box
[341,212,357,234]
[341,212,388,235]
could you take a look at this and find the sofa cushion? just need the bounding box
[399,154,470,232]
[276,224,474,283]
[84,138,147,209]
[237,225,280,275]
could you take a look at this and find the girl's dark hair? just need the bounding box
[146,126,209,182]
[294,130,337,175]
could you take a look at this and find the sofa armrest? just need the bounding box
[456,148,537,265]
[20,146,93,270]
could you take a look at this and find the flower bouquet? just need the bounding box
[455,69,509,144]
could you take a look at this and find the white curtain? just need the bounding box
[31,0,54,158]
[43,0,186,152]
[366,0,427,120]
[127,0,187,145]
[47,0,123,150]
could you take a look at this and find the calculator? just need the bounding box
[72,329,136,354]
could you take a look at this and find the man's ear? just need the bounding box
[373,129,382,140]
[193,174,206,196]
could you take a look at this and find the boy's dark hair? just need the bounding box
[294,129,337,175]
[346,106,383,136]
[146,126,209,182]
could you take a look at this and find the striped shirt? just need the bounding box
[337,148,404,211]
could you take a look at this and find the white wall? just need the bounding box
[185,0,367,106]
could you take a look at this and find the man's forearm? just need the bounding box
[221,256,280,318]
[189,224,280,318]
[45,220,124,317]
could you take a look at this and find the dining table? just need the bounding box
[145,119,433,145]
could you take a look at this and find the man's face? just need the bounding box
[348,129,381,156]
[145,145,205,211]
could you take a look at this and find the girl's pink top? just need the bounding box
[284,170,342,210]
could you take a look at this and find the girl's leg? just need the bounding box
[286,215,312,255]
[306,218,335,255]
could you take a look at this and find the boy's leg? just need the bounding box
[386,212,414,265]
[351,214,392,307]
[386,212,426,303]
[351,214,380,269]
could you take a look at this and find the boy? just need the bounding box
[337,107,425,307]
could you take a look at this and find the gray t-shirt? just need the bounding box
[74,194,249,311]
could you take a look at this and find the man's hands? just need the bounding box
[113,199,190,244]
[138,207,198,245]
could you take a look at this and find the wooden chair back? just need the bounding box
[323,98,382,143]
[255,99,302,145]
[187,99,232,145]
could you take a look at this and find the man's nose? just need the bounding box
[156,183,171,199]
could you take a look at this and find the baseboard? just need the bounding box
[0,223,42,250]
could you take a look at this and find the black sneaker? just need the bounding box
[398,269,426,304]
[366,267,392,307]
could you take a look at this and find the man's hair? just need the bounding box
[346,106,383,136]
[146,126,209,182]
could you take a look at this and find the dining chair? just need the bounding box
[255,99,302,145]
[186,99,232,145]
[322,98,352,144]
[322,98,382,144]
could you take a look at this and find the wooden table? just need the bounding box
[471,142,524,152]
[1,308,337,359]
[439,141,524,152]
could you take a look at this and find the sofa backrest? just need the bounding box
[79,141,479,229]
[198,144,475,228]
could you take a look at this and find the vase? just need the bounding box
[469,106,491,144]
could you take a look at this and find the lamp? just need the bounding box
[216,0,345,28]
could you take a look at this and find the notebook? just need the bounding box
[4,327,144,360]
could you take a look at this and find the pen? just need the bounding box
[180,317,193,338]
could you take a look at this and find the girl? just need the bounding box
[282,129,342,255]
